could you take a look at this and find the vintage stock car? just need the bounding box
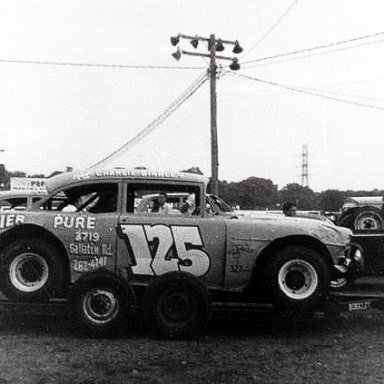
[0,168,362,338]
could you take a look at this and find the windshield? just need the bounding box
[207,195,234,214]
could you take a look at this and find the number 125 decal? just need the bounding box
[119,224,210,277]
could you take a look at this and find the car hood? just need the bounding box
[227,213,352,245]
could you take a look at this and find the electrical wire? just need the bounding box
[233,72,384,111]
[88,71,208,171]
[242,31,384,65]
[242,38,384,69]
[242,0,299,60]
[0,58,205,70]
[219,82,382,102]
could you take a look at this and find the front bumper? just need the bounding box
[334,243,364,278]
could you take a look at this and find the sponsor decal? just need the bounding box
[68,227,113,272]
[119,224,210,277]
[0,214,25,229]
[69,242,113,257]
[73,169,182,181]
[53,214,96,229]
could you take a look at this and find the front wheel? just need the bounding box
[266,246,331,311]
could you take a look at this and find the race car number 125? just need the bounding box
[120,224,210,277]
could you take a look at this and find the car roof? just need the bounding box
[0,190,47,199]
[45,168,207,193]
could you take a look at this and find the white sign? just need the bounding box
[10,177,47,192]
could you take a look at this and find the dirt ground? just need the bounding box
[0,302,384,384]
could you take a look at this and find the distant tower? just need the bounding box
[301,144,309,187]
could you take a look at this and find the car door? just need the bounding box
[43,182,121,277]
[117,187,227,288]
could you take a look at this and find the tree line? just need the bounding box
[182,167,383,212]
[215,177,384,212]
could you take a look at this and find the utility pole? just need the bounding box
[209,34,219,195]
[301,144,309,188]
[171,33,242,195]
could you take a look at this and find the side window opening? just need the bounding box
[126,184,201,216]
[40,183,118,213]
[0,198,28,211]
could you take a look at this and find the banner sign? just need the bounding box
[10,177,47,192]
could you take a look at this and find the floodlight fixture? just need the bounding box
[171,48,182,61]
[229,58,240,71]
[215,39,225,52]
[190,37,199,49]
[233,40,243,54]
[170,35,180,46]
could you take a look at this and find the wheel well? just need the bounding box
[248,235,333,290]
[0,224,70,286]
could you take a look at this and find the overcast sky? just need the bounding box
[0,0,383,191]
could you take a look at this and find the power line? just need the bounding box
[242,38,384,69]
[242,0,299,59]
[242,31,384,65]
[0,58,204,70]
[88,71,208,171]
[233,72,384,111]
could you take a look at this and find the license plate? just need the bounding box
[348,301,371,311]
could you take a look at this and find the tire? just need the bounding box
[266,245,331,311]
[0,238,66,302]
[68,270,137,338]
[142,271,212,340]
[354,208,384,231]
[336,209,357,230]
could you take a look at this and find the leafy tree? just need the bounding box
[181,166,203,175]
[279,183,316,210]
[9,171,27,177]
[222,177,278,210]
[316,190,346,211]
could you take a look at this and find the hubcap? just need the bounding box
[83,289,119,324]
[355,214,381,230]
[278,259,318,300]
[9,253,49,292]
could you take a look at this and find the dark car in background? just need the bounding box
[337,196,384,231]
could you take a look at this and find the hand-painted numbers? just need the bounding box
[73,256,107,272]
[75,231,100,242]
[120,224,210,277]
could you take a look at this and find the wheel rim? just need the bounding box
[83,289,119,324]
[9,252,49,292]
[330,278,347,289]
[158,290,193,323]
[278,259,318,300]
[355,212,382,230]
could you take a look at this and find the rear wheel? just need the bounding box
[142,271,212,340]
[0,238,66,301]
[266,246,331,310]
